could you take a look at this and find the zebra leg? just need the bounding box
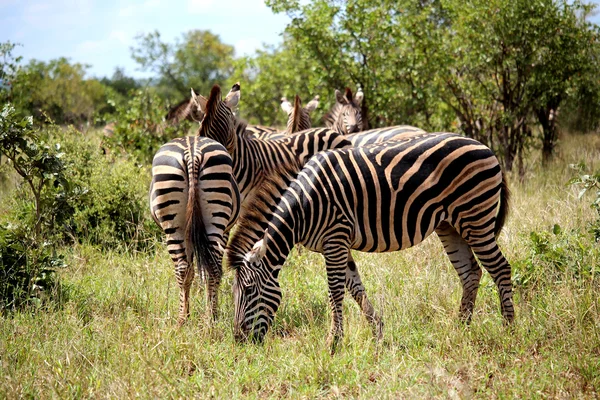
[324,244,350,354]
[435,222,482,323]
[346,254,383,340]
[466,233,514,324]
[175,258,195,326]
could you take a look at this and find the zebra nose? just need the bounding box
[347,124,358,133]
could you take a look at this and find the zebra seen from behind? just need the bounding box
[228,133,513,352]
[189,83,430,326]
[150,134,240,324]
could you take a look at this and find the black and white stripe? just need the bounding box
[228,133,513,350]
[323,86,364,135]
[150,136,240,323]
[246,94,320,140]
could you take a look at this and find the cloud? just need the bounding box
[118,0,161,17]
[187,0,269,15]
[187,0,215,13]
[234,38,263,57]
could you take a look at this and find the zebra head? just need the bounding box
[325,86,363,135]
[232,237,282,343]
[191,83,240,153]
[280,94,320,134]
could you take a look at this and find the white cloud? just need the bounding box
[187,0,270,15]
[234,37,262,57]
[187,0,215,13]
[118,0,161,17]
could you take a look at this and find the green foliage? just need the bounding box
[233,42,329,126]
[0,41,22,104]
[264,0,600,170]
[131,30,234,100]
[33,127,161,249]
[0,223,66,310]
[0,104,69,236]
[0,104,69,308]
[106,89,191,164]
[569,165,600,241]
[513,225,598,292]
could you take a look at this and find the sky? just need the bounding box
[0,0,291,79]
[2,0,600,80]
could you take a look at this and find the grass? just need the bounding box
[1,132,600,398]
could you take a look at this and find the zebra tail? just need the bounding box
[495,173,511,237]
[185,158,218,282]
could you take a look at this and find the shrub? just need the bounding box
[0,222,66,310]
[106,89,193,164]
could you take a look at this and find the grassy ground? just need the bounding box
[1,133,599,398]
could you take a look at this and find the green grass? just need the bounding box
[1,133,600,398]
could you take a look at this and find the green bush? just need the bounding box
[569,166,600,242]
[513,224,598,292]
[0,220,66,310]
[38,127,161,249]
[106,89,193,164]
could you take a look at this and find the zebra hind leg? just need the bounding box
[346,254,383,340]
[436,222,482,323]
[175,258,195,326]
[467,234,514,324]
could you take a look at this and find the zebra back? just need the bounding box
[150,136,239,277]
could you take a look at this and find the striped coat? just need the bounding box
[150,136,240,323]
[228,132,512,351]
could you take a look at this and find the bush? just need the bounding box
[106,89,193,164]
[569,166,600,242]
[33,127,161,249]
[513,224,599,293]
[0,220,66,311]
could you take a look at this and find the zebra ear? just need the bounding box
[354,86,364,105]
[280,97,293,115]
[245,239,267,264]
[304,95,320,113]
[224,82,241,109]
[335,89,348,105]
[191,88,208,113]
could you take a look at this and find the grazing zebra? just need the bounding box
[190,83,429,319]
[246,94,320,140]
[150,135,240,324]
[227,133,513,351]
[323,86,364,135]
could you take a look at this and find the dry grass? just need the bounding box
[1,132,599,398]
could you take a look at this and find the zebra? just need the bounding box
[246,94,320,140]
[165,90,204,124]
[323,86,364,134]
[150,135,240,324]
[227,133,513,352]
[190,84,351,203]
[190,83,429,320]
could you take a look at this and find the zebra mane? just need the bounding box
[198,85,223,137]
[165,97,191,122]
[226,161,300,270]
[289,95,303,134]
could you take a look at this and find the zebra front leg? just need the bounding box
[175,258,195,326]
[346,254,383,340]
[436,222,482,323]
[324,245,350,354]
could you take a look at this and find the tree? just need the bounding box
[438,0,600,170]
[131,30,234,101]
